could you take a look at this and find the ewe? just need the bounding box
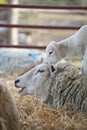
[15,60,87,111]
[46,25,87,75]
[0,81,20,130]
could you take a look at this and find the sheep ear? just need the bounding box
[49,65,56,77]
[50,65,55,73]
[51,65,55,72]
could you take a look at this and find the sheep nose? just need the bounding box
[15,79,20,87]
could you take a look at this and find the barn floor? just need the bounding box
[1,78,87,130]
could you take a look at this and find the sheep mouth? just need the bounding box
[19,87,26,94]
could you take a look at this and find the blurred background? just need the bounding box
[0,0,87,47]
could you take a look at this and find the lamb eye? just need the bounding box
[49,51,53,55]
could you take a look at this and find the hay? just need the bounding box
[2,79,87,130]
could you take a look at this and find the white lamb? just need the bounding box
[46,25,87,75]
[14,61,87,111]
[0,81,20,130]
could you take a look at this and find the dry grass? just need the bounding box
[38,12,87,24]
[65,57,81,68]
[1,79,87,130]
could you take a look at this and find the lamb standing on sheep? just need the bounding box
[46,25,87,75]
[14,61,87,111]
[0,81,20,130]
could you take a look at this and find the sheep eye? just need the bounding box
[36,69,45,74]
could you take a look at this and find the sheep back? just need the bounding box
[0,81,20,130]
[47,62,87,110]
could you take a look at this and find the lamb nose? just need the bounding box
[15,79,20,87]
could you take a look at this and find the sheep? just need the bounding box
[46,25,87,75]
[14,60,87,111]
[0,48,44,79]
[0,81,20,130]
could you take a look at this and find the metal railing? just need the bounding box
[0,4,87,49]
[0,4,87,10]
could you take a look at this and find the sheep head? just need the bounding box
[46,41,63,64]
[46,40,70,64]
[15,63,56,103]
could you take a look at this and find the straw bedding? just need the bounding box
[1,79,86,130]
